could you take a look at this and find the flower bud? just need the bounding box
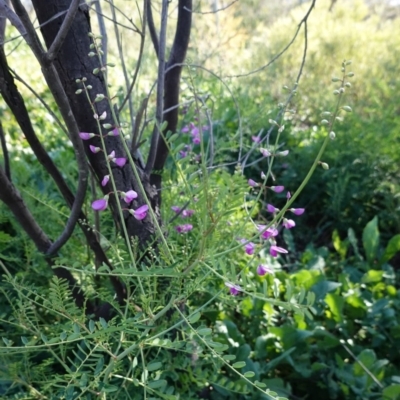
[269,119,279,126]
[95,94,105,102]
[93,68,100,75]
[86,85,92,90]
[278,125,285,133]
[346,72,354,77]
[339,87,345,93]
[345,60,352,66]
[103,123,112,129]
[321,119,329,125]
[321,111,331,117]
[341,106,352,112]
[331,77,341,82]
[75,89,82,94]
[329,131,336,140]
[345,82,352,88]
[333,90,340,95]
[88,52,96,57]
[82,77,87,82]
[75,78,81,83]
[321,162,329,170]
[99,111,107,120]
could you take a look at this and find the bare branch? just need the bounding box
[0,121,10,180]
[45,0,81,63]
[93,0,108,65]
[145,0,169,174]
[147,0,159,57]
[149,0,192,181]
[184,0,238,15]
[0,0,26,41]
[0,0,9,45]
[118,0,147,113]
[10,0,89,256]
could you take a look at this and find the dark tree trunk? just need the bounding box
[30,0,160,249]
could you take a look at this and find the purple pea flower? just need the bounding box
[260,148,271,157]
[192,135,201,145]
[290,208,305,216]
[92,198,108,211]
[181,125,190,133]
[182,209,195,217]
[267,204,279,213]
[245,242,255,255]
[130,204,149,220]
[79,132,94,140]
[257,264,273,276]
[90,145,101,154]
[258,225,279,239]
[225,282,242,296]
[252,135,261,143]
[113,157,127,167]
[283,218,296,229]
[107,150,116,160]
[111,128,119,136]
[270,186,285,193]
[101,175,110,187]
[175,224,193,233]
[270,245,288,257]
[123,190,138,204]
[171,205,181,213]
[248,179,258,187]
[286,191,291,199]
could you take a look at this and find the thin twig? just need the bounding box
[183,0,238,15]
[226,0,316,79]
[93,0,108,65]
[0,122,10,180]
[45,0,81,63]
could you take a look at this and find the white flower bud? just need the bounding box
[331,77,341,82]
[345,82,352,88]
[75,78,81,83]
[321,119,329,125]
[102,123,112,129]
[321,162,329,170]
[278,125,285,133]
[86,85,92,90]
[333,90,340,95]
[341,106,352,112]
[329,131,336,140]
[95,94,105,102]
[99,111,107,120]
[347,72,354,77]
[88,52,96,57]
[269,119,279,126]
[75,89,82,94]
[339,87,345,93]
[93,68,99,75]
[321,111,331,117]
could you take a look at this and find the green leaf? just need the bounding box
[148,379,167,389]
[188,312,201,324]
[99,317,108,329]
[197,328,212,336]
[325,293,344,322]
[223,354,236,361]
[380,234,400,265]
[353,349,376,376]
[243,371,255,378]
[361,270,384,284]
[89,320,95,333]
[332,229,348,259]
[362,216,380,266]
[232,361,246,369]
[147,361,163,372]
[94,356,104,376]
[21,336,28,345]
[383,384,400,400]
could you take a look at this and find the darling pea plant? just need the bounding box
[73,42,353,396]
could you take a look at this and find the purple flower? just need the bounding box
[252,135,261,143]
[113,157,127,167]
[79,132,94,140]
[111,128,119,136]
[245,242,255,255]
[107,150,116,160]
[260,148,271,157]
[286,191,291,199]
[258,225,279,239]
[270,186,284,193]
[181,125,190,133]
[101,175,109,187]
[171,206,181,213]
[225,282,242,296]
[92,198,108,211]
[267,204,279,213]
[283,218,296,229]
[175,224,193,233]
[290,208,305,216]
[123,190,138,203]
[257,264,273,276]
[90,145,101,153]
[202,125,209,131]
[191,126,199,136]
[130,204,149,220]
[192,135,201,145]
[248,179,258,187]
[270,245,288,257]
[182,209,195,217]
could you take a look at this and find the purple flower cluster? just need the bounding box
[171,205,195,233]
[181,122,208,145]
[228,202,305,295]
